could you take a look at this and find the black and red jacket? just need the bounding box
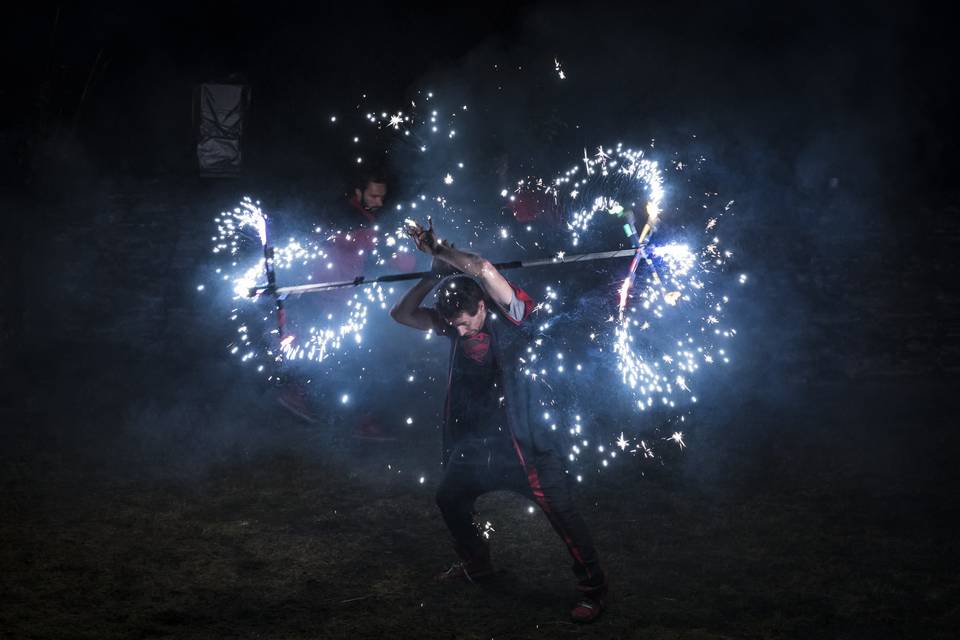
[433,285,560,466]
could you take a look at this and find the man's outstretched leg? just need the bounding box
[521,450,607,622]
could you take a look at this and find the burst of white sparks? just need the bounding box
[212,94,741,481]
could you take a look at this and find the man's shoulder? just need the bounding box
[495,283,535,326]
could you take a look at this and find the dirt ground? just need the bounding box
[1,369,957,640]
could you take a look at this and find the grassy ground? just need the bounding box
[1,392,957,640]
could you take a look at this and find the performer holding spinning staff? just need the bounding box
[390,219,608,623]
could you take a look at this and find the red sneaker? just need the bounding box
[570,593,606,623]
[571,575,607,623]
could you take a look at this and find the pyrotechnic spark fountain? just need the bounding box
[199,87,746,482]
[504,141,743,467]
[207,197,417,372]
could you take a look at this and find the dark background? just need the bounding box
[1,2,958,638]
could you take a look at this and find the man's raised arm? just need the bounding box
[389,256,455,331]
[432,244,515,309]
[389,275,437,332]
[406,219,514,308]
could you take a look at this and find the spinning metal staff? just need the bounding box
[248,216,656,302]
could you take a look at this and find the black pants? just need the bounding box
[436,436,605,591]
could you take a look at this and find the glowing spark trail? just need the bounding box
[504,140,741,468]
[201,89,744,482]
[208,197,407,369]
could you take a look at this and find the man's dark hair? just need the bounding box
[351,167,389,192]
[435,275,485,321]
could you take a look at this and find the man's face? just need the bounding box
[356,181,387,212]
[447,300,486,338]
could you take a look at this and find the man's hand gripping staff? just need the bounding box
[247,217,641,300]
[404,217,515,308]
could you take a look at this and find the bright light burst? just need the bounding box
[554,58,566,80]
[205,91,475,379]
[504,140,740,468]
[208,197,412,371]
[201,86,744,481]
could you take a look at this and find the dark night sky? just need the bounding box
[7,2,958,195]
